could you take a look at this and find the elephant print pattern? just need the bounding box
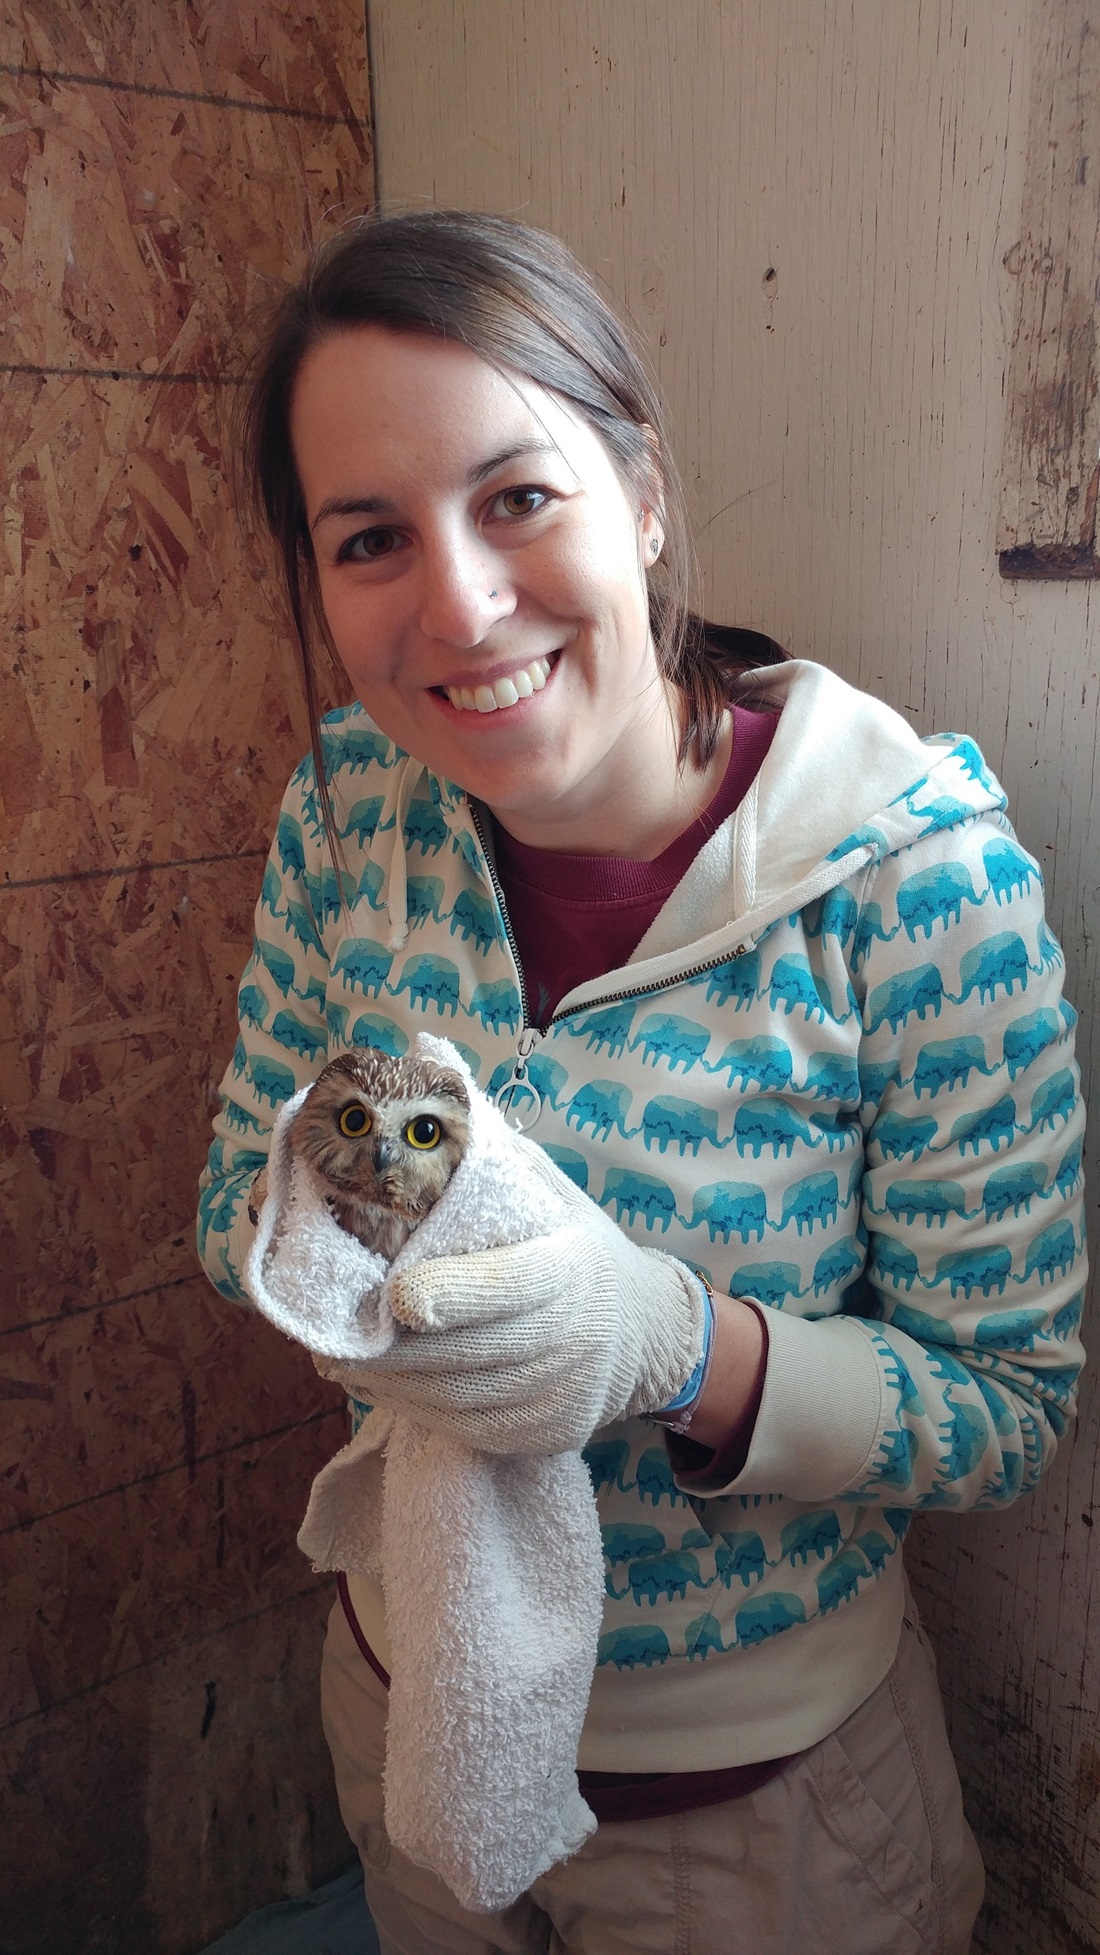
[198,686,1086,1682]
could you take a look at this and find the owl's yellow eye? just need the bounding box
[406,1116,442,1150]
[337,1103,372,1138]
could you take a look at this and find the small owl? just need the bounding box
[287,1047,471,1262]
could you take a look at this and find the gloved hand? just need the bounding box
[329,1140,708,1455]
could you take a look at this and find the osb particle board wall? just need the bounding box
[366,2,1099,1952]
[0,5,372,1949]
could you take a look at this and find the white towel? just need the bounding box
[244,1034,603,1911]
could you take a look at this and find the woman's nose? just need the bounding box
[416,537,513,646]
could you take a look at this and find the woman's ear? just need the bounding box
[638,423,666,560]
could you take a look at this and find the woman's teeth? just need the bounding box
[446,656,551,713]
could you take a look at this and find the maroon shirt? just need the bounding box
[490,705,779,1026]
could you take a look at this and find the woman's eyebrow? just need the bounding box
[465,439,560,486]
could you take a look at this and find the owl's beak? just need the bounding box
[375,1138,400,1172]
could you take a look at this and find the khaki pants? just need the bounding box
[321,1594,984,1955]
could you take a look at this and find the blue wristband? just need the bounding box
[656,1280,714,1413]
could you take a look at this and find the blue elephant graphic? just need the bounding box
[616,1551,714,1607]
[341,795,386,845]
[229,1035,249,1078]
[802,1051,860,1102]
[390,953,461,1016]
[332,938,395,997]
[304,865,349,927]
[883,1179,969,1228]
[351,1014,409,1058]
[405,797,448,854]
[248,1055,298,1107]
[582,1440,636,1494]
[816,1548,870,1613]
[633,1448,690,1507]
[602,1169,679,1233]
[735,1593,806,1645]
[541,1143,590,1191]
[597,1626,670,1670]
[714,1531,768,1588]
[684,1614,728,1659]
[269,1010,327,1061]
[858,1058,903,1105]
[932,1247,1012,1299]
[276,811,306,877]
[1019,1219,1078,1286]
[971,1371,1017,1437]
[766,955,834,1022]
[639,1096,721,1157]
[283,899,324,954]
[689,1181,768,1245]
[872,1112,938,1162]
[222,1101,263,1136]
[806,886,859,948]
[1055,1136,1083,1197]
[935,1392,988,1483]
[812,1240,863,1296]
[895,862,980,940]
[237,981,268,1029]
[1001,1008,1061,1080]
[868,1426,918,1491]
[911,1037,993,1099]
[780,1511,843,1565]
[568,999,636,1057]
[728,1261,805,1308]
[778,1171,839,1236]
[405,876,445,926]
[866,964,944,1034]
[703,951,761,1009]
[449,887,499,953]
[974,1305,1048,1353]
[326,1002,349,1042]
[911,795,975,839]
[256,939,296,997]
[706,1035,794,1091]
[981,1162,1046,1221]
[732,1104,815,1159]
[853,1530,893,1575]
[448,1041,483,1079]
[1034,921,1063,974]
[499,1054,569,1111]
[982,838,1040,905]
[889,1302,958,1347]
[877,1342,926,1414]
[321,724,397,773]
[869,1235,920,1291]
[601,1522,666,1565]
[949,1097,1018,1156]
[827,824,888,862]
[954,932,1030,1005]
[629,1013,711,1073]
[948,736,999,792]
[1051,1291,1084,1341]
[469,979,522,1033]
[852,903,898,970]
[198,1180,245,1240]
[1027,1068,1076,1133]
[352,859,387,911]
[566,1080,633,1140]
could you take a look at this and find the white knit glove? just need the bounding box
[331,1145,708,1455]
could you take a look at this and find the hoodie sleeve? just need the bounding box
[196,756,335,1302]
[706,808,1086,1510]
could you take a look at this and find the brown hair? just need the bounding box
[241,208,785,817]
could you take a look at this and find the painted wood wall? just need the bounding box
[367,2,1100,1950]
[0,5,374,1949]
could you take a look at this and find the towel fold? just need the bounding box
[244,1033,602,1910]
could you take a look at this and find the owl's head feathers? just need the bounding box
[288,1047,471,1236]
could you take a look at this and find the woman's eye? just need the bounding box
[336,527,402,564]
[337,1104,372,1137]
[492,486,548,520]
[406,1116,442,1150]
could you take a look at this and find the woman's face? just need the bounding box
[289,327,669,844]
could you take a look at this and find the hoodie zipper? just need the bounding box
[468,801,757,1129]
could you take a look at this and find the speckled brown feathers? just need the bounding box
[288,1049,471,1261]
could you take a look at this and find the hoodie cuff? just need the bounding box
[671,1309,884,1502]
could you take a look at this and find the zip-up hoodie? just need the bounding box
[198,660,1086,1771]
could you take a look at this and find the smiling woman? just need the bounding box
[198,209,1086,1955]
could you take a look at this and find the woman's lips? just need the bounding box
[441,654,553,714]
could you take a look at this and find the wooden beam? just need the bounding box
[999,0,1100,578]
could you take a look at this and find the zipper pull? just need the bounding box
[494,1027,544,1132]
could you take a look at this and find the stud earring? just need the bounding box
[489,590,498,598]
[650,537,660,558]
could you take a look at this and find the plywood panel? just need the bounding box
[0,1276,340,1531]
[3,1583,345,1955]
[0,855,267,1321]
[2,1407,343,1725]
[1,370,324,880]
[0,68,371,375]
[0,0,371,122]
[367,3,1098,1947]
